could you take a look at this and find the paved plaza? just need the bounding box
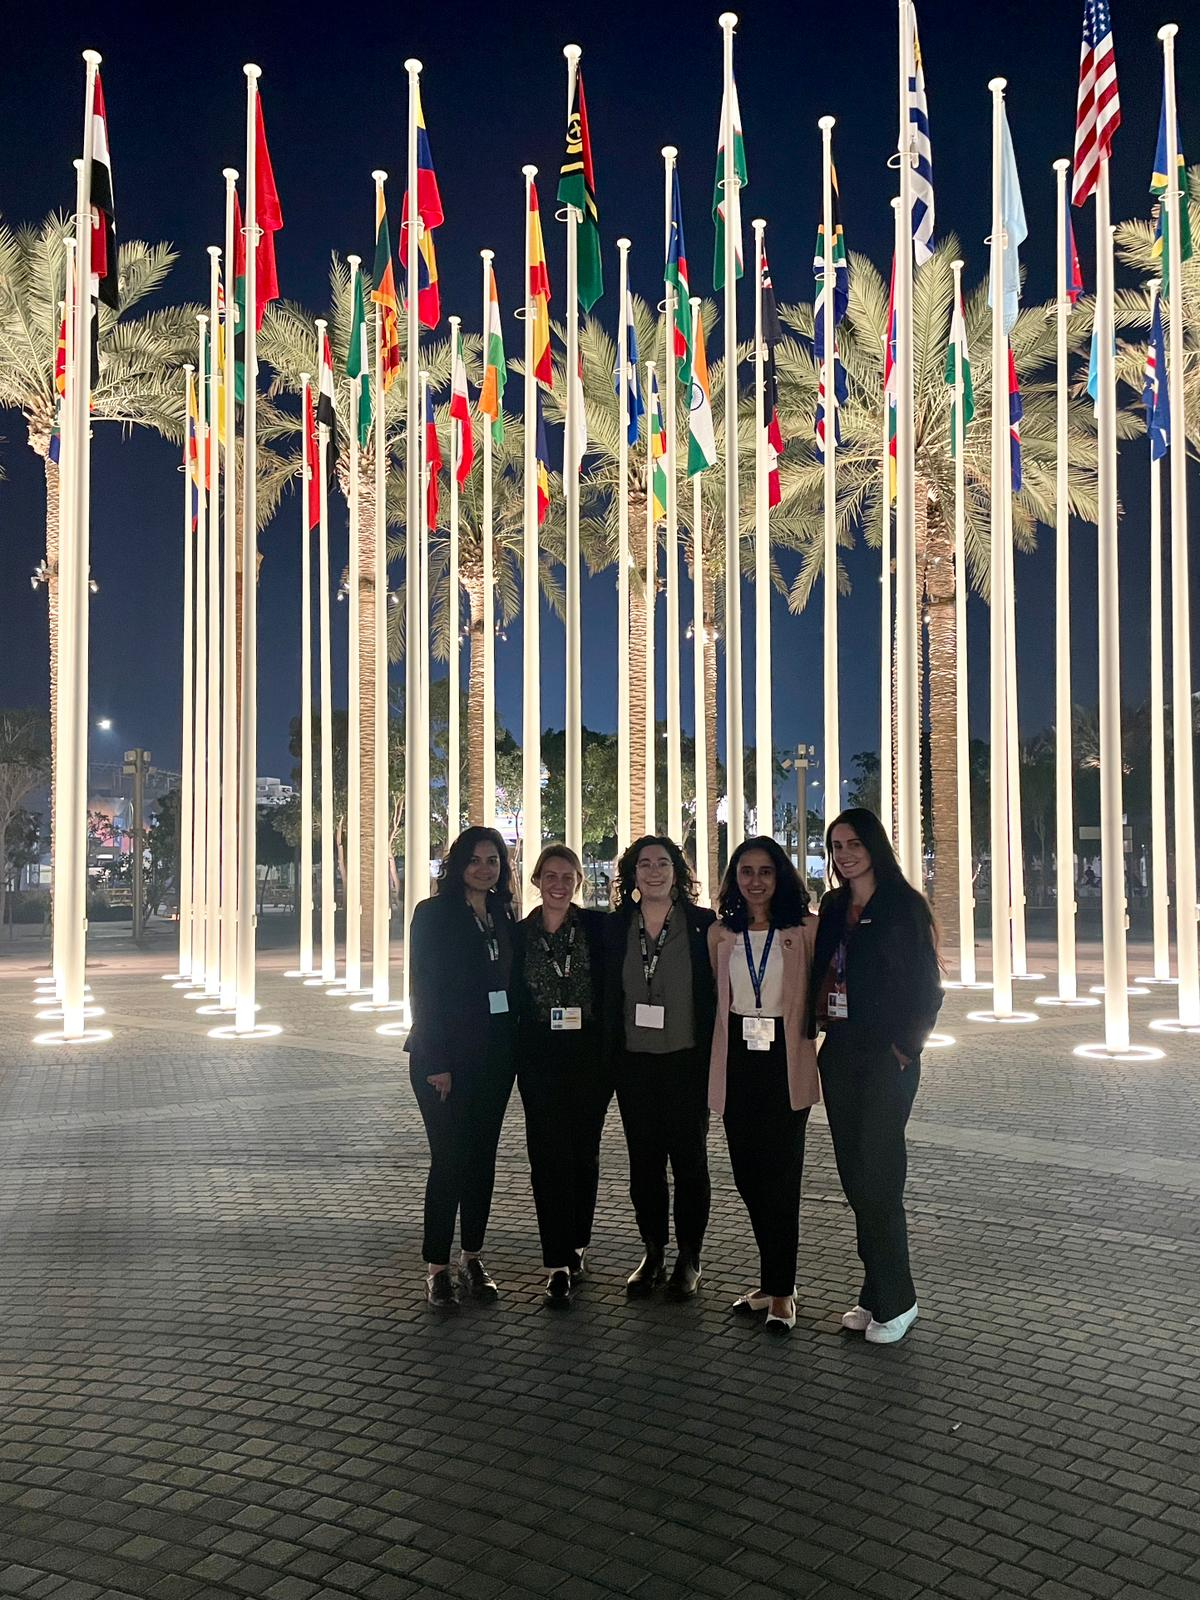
[2,938,1199,1600]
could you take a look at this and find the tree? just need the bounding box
[0,711,49,934]
[256,807,294,915]
[4,809,41,932]
[845,750,881,814]
[144,788,179,921]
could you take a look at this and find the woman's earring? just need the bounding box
[631,887,641,904]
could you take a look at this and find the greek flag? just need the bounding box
[908,8,935,267]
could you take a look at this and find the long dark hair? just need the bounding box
[824,807,936,942]
[717,835,809,931]
[613,834,697,911]
[437,826,515,904]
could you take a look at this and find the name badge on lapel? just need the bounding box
[488,990,510,1015]
[550,1006,582,1031]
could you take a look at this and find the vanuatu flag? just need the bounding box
[401,85,444,329]
[372,186,402,390]
[528,179,553,388]
[712,75,747,290]
[346,263,373,450]
[480,262,507,446]
[558,67,602,311]
[1152,87,1193,298]
[666,166,691,384]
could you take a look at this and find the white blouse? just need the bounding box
[728,927,786,1017]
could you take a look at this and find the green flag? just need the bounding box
[943,283,974,458]
[712,76,747,291]
[345,266,372,450]
[1152,90,1193,300]
[558,68,603,311]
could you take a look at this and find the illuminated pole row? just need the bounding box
[520,164,542,907]
[819,116,839,840]
[344,253,364,993]
[402,63,423,1014]
[219,168,239,1010]
[645,357,657,835]
[478,257,497,831]
[691,295,712,905]
[316,325,335,986]
[203,248,222,998]
[894,1,920,883]
[448,314,463,836]
[751,215,772,836]
[298,371,315,977]
[616,238,632,852]
[949,257,975,986]
[719,11,744,852]
[663,145,683,843]
[1052,157,1078,1002]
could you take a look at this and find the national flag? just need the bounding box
[1008,348,1022,492]
[884,252,898,502]
[317,330,338,482]
[1143,288,1169,461]
[666,167,691,383]
[480,262,507,446]
[813,162,849,369]
[535,387,550,527]
[400,85,444,329]
[345,264,373,450]
[761,245,784,507]
[49,423,61,465]
[814,360,845,461]
[89,70,118,311]
[943,277,974,458]
[988,102,1027,334]
[908,9,935,266]
[1086,326,1117,413]
[528,180,552,388]
[712,75,747,290]
[650,371,668,518]
[613,290,644,446]
[372,187,402,390]
[303,382,320,532]
[686,307,717,478]
[450,323,474,486]
[1072,0,1120,206]
[424,388,443,529]
[1064,187,1084,302]
[558,67,603,311]
[232,192,248,405]
[186,373,202,529]
[1151,87,1193,298]
[213,279,229,447]
[252,96,283,329]
[54,303,67,397]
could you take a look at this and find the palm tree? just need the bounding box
[771,237,1100,951]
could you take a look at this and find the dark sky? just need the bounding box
[1,0,1195,789]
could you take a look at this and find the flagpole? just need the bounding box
[563,43,584,860]
[950,258,975,986]
[1148,401,1170,981]
[645,358,658,835]
[616,240,632,852]
[1159,22,1199,1029]
[298,371,315,978]
[520,165,542,909]
[203,249,222,996]
[177,364,195,984]
[880,321,894,848]
[52,237,77,998]
[315,322,336,989]
[192,313,210,992]
[663,146,683,843]
[691,299,711,904]
[1002,416,1029,977]
[448,314,463,837]
[719,12,744,855]
[751,216,771,837]
[372,230,392,1007]
[402,63,423,1016]
[219,169,239,1009]
[344,252,364,992]
[480,256,499,832]
[819,117,840,840]
[895,0,920,884]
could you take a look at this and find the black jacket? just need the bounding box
[807,879,943,1060]
[602,899,718,1059]
[406,890,517,1080]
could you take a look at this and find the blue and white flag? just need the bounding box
[612,290,644,446]
[908,7,935,266]
[988,101,1027,334]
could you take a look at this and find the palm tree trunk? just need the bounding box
[628,504,648,839]
[358,459,377,965]
[703,564,720,894]
[923,488,959,955]
[463,563,485,823]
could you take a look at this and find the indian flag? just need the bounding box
[687,301,717,477]
[479,263,507,445]
[943,279,974,459]
[712,76,747,291]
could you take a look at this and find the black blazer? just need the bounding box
[405,889,517,1080]
[602,899,718,1058]
[807,879,943,1060]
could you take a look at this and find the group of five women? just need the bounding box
[405,809,943,1342]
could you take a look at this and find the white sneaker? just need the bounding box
[840,1304,872,1332]
[865,1304,918,1345]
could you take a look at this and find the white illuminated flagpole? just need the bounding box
[950,258,975,986]
[52,238,77,999]
[203,248,222,998]
[719,11,744,853]
[691,298,711,903]
[1052,158,1079,1002]
[1159,23,1199,1028]
[1148,395,1170,980]
[192,313,210,991]
[344,253,364,992]
[219,169,239,1010]
[880,318,894,847]
[476,260,497,831]
[1003,420,1029,977]
[315,324,336,986]
[751,216,772,837]
[298,371,315,977]
[372,228,392,1008]
[563,44,583,860]
[402,64,423,1015]
[895,1,921,883]
[645,357,658,835]
[616,239,632,852]
[449,313,463,836]
[176,364,195,983]
[819,117,840,840]
[520,165,542,907]
[663,145,683,844]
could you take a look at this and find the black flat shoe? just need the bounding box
[570,1248,588,1280]
[543,1270,573,1309]
[625,1244,666,1297]
[426,1270,460,1312]
[665,1253,702,1300]
[459,1258,499,1300]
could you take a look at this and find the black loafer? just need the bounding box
[665,1254,702,1300]
[543,1270,573,1309]
[426,1269,460,1312]
[625,1244,666,1297]
[459,1258,499,1300]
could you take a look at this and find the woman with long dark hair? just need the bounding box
[406,826,517,1311]
[709,837,818,1335]
[808,808,942,1345]
[602,836,716,1299]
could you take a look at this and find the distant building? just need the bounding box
[256,777,294,807]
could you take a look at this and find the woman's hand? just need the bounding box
[891,1045,912,1069]
[426,1072,452,1101]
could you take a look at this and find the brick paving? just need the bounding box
[2,948,1199,1600]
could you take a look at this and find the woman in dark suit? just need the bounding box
[511,844,611,1309]
[603,835,717,1300]
[808,808,943,1345]
[407,826,517,1312]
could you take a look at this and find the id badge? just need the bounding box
[551,1006,582,1031]
[827,988,848,1021]
[742,1015,775,1051]
[488,990,510,1015]
[635,1003,666,1030]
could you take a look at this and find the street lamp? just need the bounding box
[780,743,814,894]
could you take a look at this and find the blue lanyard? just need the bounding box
[741,926,776,1011]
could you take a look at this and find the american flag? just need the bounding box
[1072,0,1120,206]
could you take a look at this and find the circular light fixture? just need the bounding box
[1148,1017,1200,1036]
[207,1022,282,1041]
[1012,972,1047,982]
[35,1004,104,1021]
[1073,1042,1164,1062]
[376,1020,410,1038]
[924,1032,955,1048]
[941,980,992,992]
[350,999,406,1014]
[1135,975,1178,986]
[1088,984,1150,998]
[1035,994,1101,1008]
[965,1009,1039,1024]
[34,1027,112,1047]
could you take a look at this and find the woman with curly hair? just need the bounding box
[708,837,818,1336]
[602,836,716,1299]
[406,826,518,1312]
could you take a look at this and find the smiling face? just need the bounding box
[830,823,873,887]
[635,845,675,902]
[736,848,776,917]
[536,855,580,911]
[463,841,502,895]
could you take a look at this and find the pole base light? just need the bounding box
[965,1009,1039,1024]
[1088,984,1150,998]
[34,1027,112,1047]
[196,1002,261,1016]
[1036,995,1101,1008]
[324,983,370,997]
[942,979,992,991]
[1073,1041,1165,1062]
[376,1021,411,1039]
[35,1004,104,1021]
[350,999,405,1014]
[1136,975,1178,986]
[1011,972,1047,983]
[1148,1017,1200,1036]
[924,1032,955,1048]
[284,968,321,980]
[207,1022,282,1041]
[161,971,191,982]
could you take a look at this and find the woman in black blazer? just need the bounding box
[407,826,517,1312]
[511,843,611,1309]
[808,808,943,1346]
[602,835,717,1300]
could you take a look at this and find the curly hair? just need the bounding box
[612,834,697,910]
[717,835,809,931]
[437,826,515,904]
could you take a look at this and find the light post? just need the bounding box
[781,743,814,894]
[123,748,149,941]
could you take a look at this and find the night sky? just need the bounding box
[1,0,1195,791]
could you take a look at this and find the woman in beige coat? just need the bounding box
[708,836,819,1335]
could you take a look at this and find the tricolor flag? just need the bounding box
[813,162,849,370]
[252,96,283,330]
[345,264,373,449]
[712,75,747,290]
[480,262,507,445]
[535,387,550,527]
[908,9,935,266]
[303,382,320,532]
[528,180,552,388]
[400,85,444,329]
[1062,187,1084,302]
[884,252,897,502]
[761,246,784,507]
[89,70,118,311]
[613,290,644,446]
[372,186,402,390]
[186,373,202,529]
[988,101,1026,334]
[1143,288,1169,461]
[425,388,443,529]
[1072,0,1120,207]
[450,322,474,486]
[687,306,717,478]
[232,192,248,405]
[1008,347,1022,492]
[943,277,974,458]
[558,67,603,311]
[317,330,338,483]
[650,371,668,518]
[1151,86,1193,298]
[666,167,691,383]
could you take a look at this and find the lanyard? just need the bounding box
[741,926,776,1011]
[539,917,576,981]
[472,907,500,964]
[833,905,861,985]
[637,909,673,990]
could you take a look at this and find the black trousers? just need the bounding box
[614,1047,710,1258]
[722,1025,811,1298]
[818,1027,921,1323]
[410,1023,515,1264]
[518,1029,613,1269]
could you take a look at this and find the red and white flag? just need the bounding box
[449,325,474,486]
[1072,0,1120,205]
[89,70,118,310]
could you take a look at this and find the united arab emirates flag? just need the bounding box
[943,280,974,459]
[558,68,603,311]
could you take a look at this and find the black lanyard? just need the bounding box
[637,909,673,990]
[833,907,861,985]
[472,907,500,964]
[741,926,776,1011]
[539,917,576,981]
